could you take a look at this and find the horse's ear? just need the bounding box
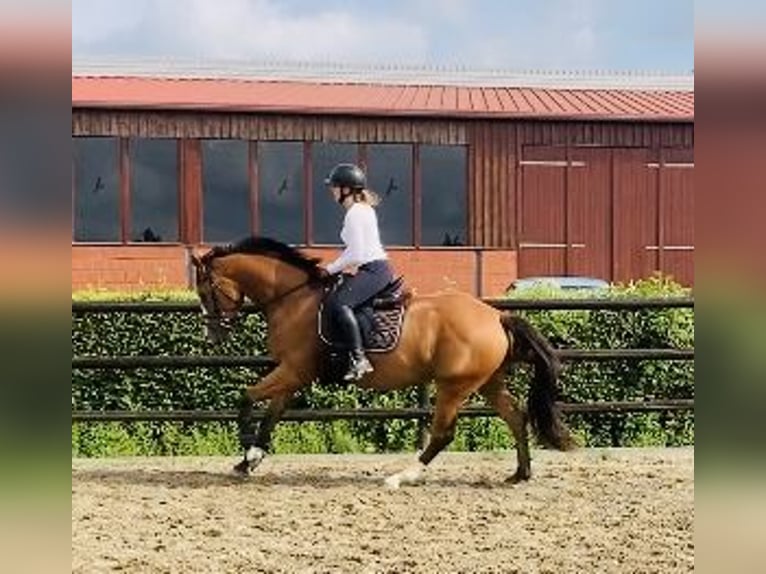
[190,254,203,270]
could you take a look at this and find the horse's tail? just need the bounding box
[500,313,576,451]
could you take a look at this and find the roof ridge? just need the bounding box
[72,59,694,92]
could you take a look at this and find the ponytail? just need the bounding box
[358,189,381,207]
[342,187,381,207]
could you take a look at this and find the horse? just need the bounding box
[191,236,575,488]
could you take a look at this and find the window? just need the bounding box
[311,142,359,244]
[366,144,412,246]
[420,145,467,246]
[72,137,120,242]
[71,137,470,248]
[202,140,250,243]
[130,138,179,242]
[259,142,305,244]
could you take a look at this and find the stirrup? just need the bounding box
[344,355,374,381]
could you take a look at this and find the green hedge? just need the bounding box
[72,276,694,456]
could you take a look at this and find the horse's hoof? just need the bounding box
[233,460,252,476]
[383,475,401,490]
[505,470,531,484]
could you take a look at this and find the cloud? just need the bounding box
[72,0,150,46]
[71,0,692,71]
[505,0,598,68]
[456,0,599,70]
[563,0,598,64]
[73,0,428,64]
[412,0,471,24]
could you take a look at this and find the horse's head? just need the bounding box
[191,250,244,345]
[191,236,329,343]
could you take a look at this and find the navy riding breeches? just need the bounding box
[324,259,394,313]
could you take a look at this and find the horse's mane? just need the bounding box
[205,236,323,279]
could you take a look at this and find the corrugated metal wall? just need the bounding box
[72,110,692,147]
[468,121,515,247]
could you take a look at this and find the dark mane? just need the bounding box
[205,236,323,279]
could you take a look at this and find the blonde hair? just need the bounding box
[349,188,380,207]
[359,188,381,207]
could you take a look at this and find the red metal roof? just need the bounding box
[71,75,693,122]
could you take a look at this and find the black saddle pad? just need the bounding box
[318,278,406,353]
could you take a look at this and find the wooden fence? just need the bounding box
[72,297,694,429]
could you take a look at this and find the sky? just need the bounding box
[72,0,694,72]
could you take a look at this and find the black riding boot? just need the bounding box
[337,305,374,381]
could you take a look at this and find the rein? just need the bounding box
[198,238,328,332]
[205,266,318,329]
[256,277,316,313]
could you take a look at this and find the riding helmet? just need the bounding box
[325,163,367,190]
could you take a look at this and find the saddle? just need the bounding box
[318,276,408,354]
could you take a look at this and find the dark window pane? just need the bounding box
[311,142,358,244]
[73,137,120,242]
[130,138,178,242]
[259,142,305,244]
[202,140,250,243]
[420,145,467,246]
[367,144,412,246]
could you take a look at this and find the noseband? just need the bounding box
[203,273,243,332]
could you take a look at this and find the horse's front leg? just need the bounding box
[233,367,300,476]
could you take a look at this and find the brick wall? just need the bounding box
[480,250,519,296]
[72,245,189,292]
[72,245,517,297]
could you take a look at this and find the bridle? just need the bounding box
[200,262,320,333]
[201,270,244,332]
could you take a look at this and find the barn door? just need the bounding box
[612,148,658,283]
[518,146,611,280]
[654,149,694,285]
[568,147,611,279]
[612,148,694,285]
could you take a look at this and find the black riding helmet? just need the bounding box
[325,163,366,190]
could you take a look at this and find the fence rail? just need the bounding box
[72,348,693,370]
[72,401,695,423]
[72,297,695,424]
[72,297,694,314]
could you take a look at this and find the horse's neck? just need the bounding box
[222,255,275,303]
[268,285,320,325]
[232,255,319,315]
[263,270,321,358]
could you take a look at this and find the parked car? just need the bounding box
[508,276,609,292]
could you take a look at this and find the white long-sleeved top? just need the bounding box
[326,203,387,274]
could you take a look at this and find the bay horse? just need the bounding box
[191,237,575,488]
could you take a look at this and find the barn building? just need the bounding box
[71,63,694,295]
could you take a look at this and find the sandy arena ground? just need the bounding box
[72,448,693,573]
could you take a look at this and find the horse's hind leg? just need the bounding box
[480,375,532,483]
[384,384,467,489]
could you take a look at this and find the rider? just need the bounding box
[322,163,394,381]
